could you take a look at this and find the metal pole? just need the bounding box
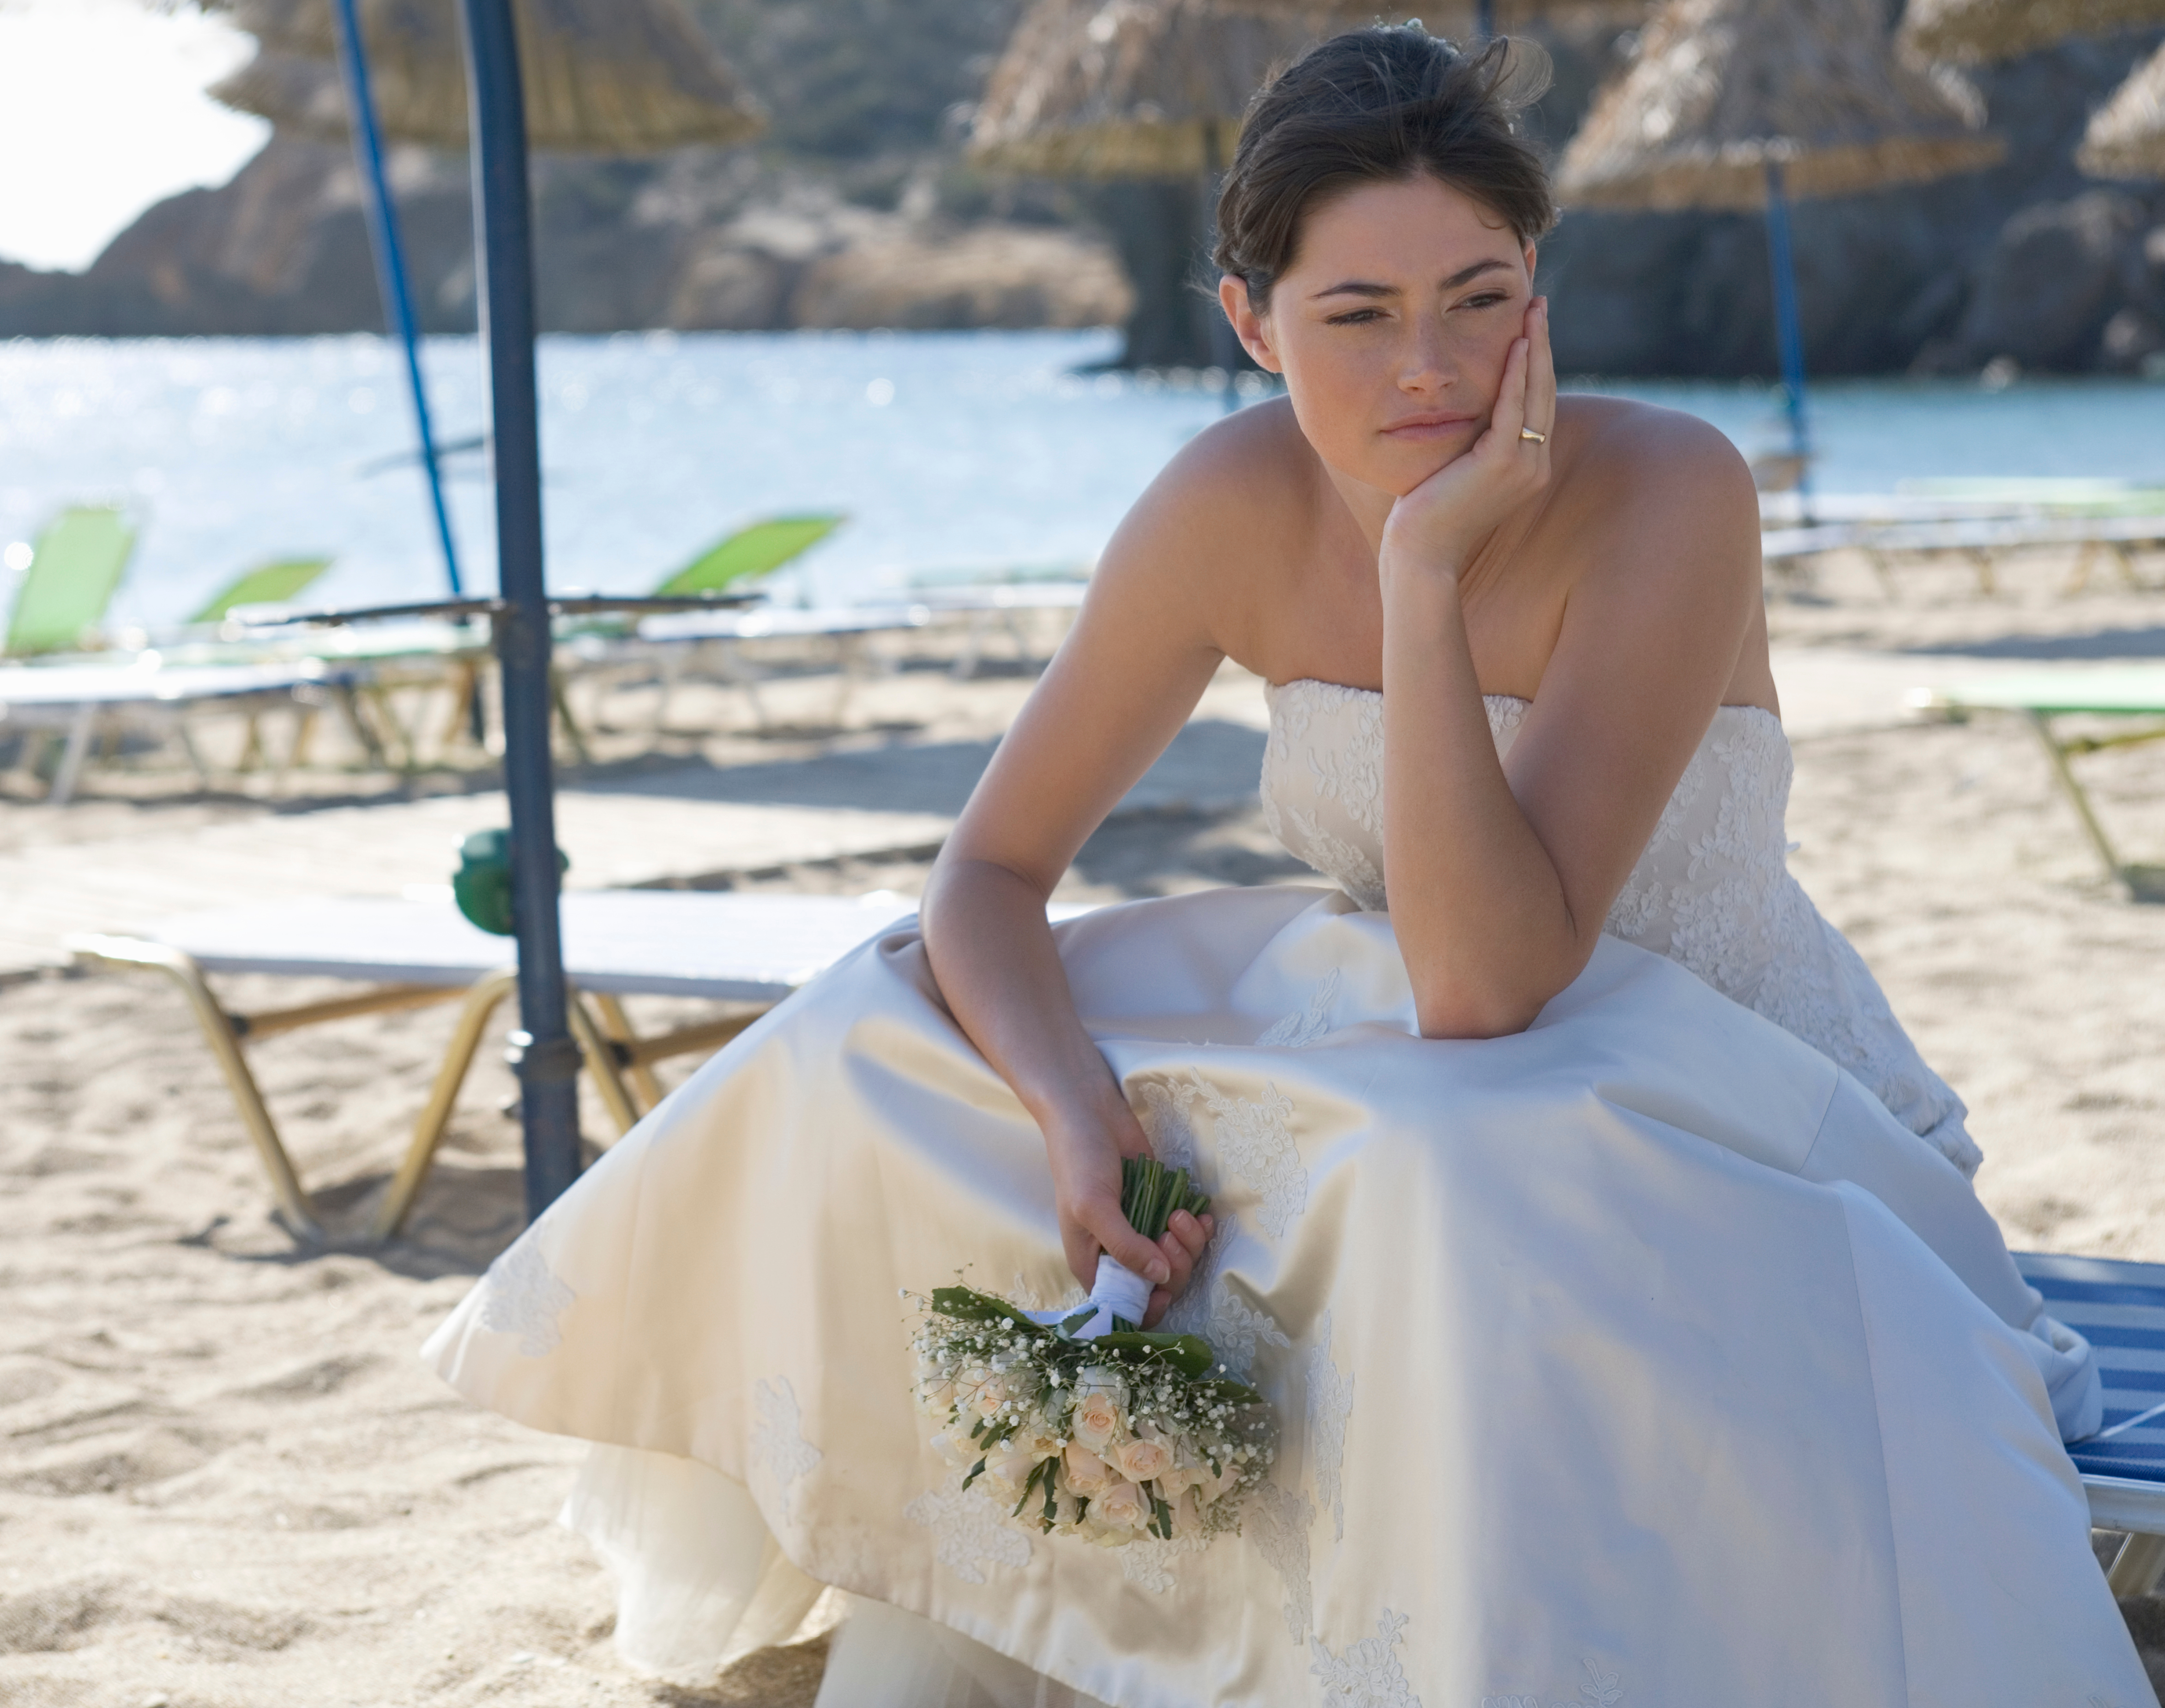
[1762,161,1814,514]
[1475,0,1495,37]
[457,0,582,1219]
[329,0,464,597]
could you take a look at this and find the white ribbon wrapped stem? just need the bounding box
[1027,1255,1152,1340]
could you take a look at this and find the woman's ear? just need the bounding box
[1219,275,1282,374]
[1523,241,1538,284]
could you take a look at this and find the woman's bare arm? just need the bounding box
[919,427,1269,1315]
[1379,308,1763,1037]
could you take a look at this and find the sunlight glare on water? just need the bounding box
[1,330,2160,632]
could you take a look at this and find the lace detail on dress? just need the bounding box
[1482,1660,1627,1708]
[1260,970,1344,1048]
[480,1240,575,1356]
[1246,1478,1316,1645]
[1182,1072,1308,1241]
[1307,1310,1355,1543]
[1310,1608,1422,1708]
[748,1376,822,1529]
[1260,679,1979,1177]
[905,1474,1033,1584]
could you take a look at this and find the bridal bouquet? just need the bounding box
[909,1158,1276,1547]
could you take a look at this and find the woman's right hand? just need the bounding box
[1042,1095,1214,1329]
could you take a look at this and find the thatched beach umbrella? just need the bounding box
[1899,0,2165,67]
[970,0,1332,179]
[212,0,764,153]
[2079,40,2165,179]
[1556,0,2003,487]
[971,0,1347,373]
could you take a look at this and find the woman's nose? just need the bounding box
[1397,315,1453,392]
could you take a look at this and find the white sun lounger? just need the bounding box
[1760,515,2165,598]
[66,889,972,1242]
[0,658,355,804]
[613,603,934,730]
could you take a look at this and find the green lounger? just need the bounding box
[1918,668,2165,899]
[187,556,334,625]
[653,514,843,597]
[5,506,137,656]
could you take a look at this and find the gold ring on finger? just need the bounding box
[1520,427,1547,444]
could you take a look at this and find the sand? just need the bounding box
[6,550,2165,1702]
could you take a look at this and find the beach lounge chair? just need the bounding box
[4,505,137,657]
[1761,515,2165,599]
[66,889,1085,1243]
[1909,670,2165,899]
[626,601,932,730]
[0,657,354,804]
[653,513,844,598]
[2015,1252,2165,1596]
[187,555,334,626]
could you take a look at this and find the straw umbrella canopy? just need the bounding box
[1555,0,2004,212]
[969,0,1347,179]
[2079,39,2165,179]
[1208,0,1646,23]
[211,0,765,153]
[1899,0,2165,67]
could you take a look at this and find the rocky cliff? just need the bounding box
[2,3,2160,378]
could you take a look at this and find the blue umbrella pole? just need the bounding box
[329,0,464,598]
[457,0,582,1219]
[1761,161,1813,503]
[1475,0,1495,36]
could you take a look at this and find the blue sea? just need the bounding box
[3,329,2162,633]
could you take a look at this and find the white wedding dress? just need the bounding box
[425,682,2153,1707]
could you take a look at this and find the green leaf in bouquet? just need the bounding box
[1089,1330,1219,1378]
[929,1286,1039,1333]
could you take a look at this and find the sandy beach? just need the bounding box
[7,554,2165,1702]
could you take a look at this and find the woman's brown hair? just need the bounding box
[1214,26,1557,314]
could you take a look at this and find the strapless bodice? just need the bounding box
[1258,677,1981,1175]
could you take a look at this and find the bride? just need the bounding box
[425,25,2152,1706]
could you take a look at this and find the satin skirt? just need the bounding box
[422,886,2149,1707]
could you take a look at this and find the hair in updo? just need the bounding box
[1214,26,1556,315]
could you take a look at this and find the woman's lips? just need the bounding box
[1381,413,1480,440]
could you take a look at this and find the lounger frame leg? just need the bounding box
[591,993,664,1113]
[370,967,520,1242]
[566,989,641,1136]
[67,935,321,1238]
[2109,1530,2165,1599]
[49,705,98,805]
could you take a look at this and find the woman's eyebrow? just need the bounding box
[1308,258,1514,302]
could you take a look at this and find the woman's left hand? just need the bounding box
[1379,296,1554,581]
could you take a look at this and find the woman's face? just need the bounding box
[1224,174,1537,499]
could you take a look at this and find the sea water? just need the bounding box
[2,328,2160,633]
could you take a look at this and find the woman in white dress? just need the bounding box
[425,28,2153,1706]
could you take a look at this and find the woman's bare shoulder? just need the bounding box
[1554,396,1754,508]
[1546,395,1759,576]
[1092,397,1321,632]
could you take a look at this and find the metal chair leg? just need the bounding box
[49,705,98,805]
[591,993,663,1113]
[566,989,641,1137]
[2027,711,2127,886]
[66,935,320,1238]
[369,967,519,1242]
[2109,1530,2165,1599]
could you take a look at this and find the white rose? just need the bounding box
[1070,1389,1123,1452]
[918,1378,958,1416]
[1061,1443,1113,1497]
[1110,1435,1174,1485]
[973,1374,1010,1418]
[983,1443,1045,1489]
[1171,1489,1205,1537]
[929,1431,972,1470]
[1076,1365,1128,1406]
[1195,1458,1245,1504]
[1094,1478,1150,1532]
